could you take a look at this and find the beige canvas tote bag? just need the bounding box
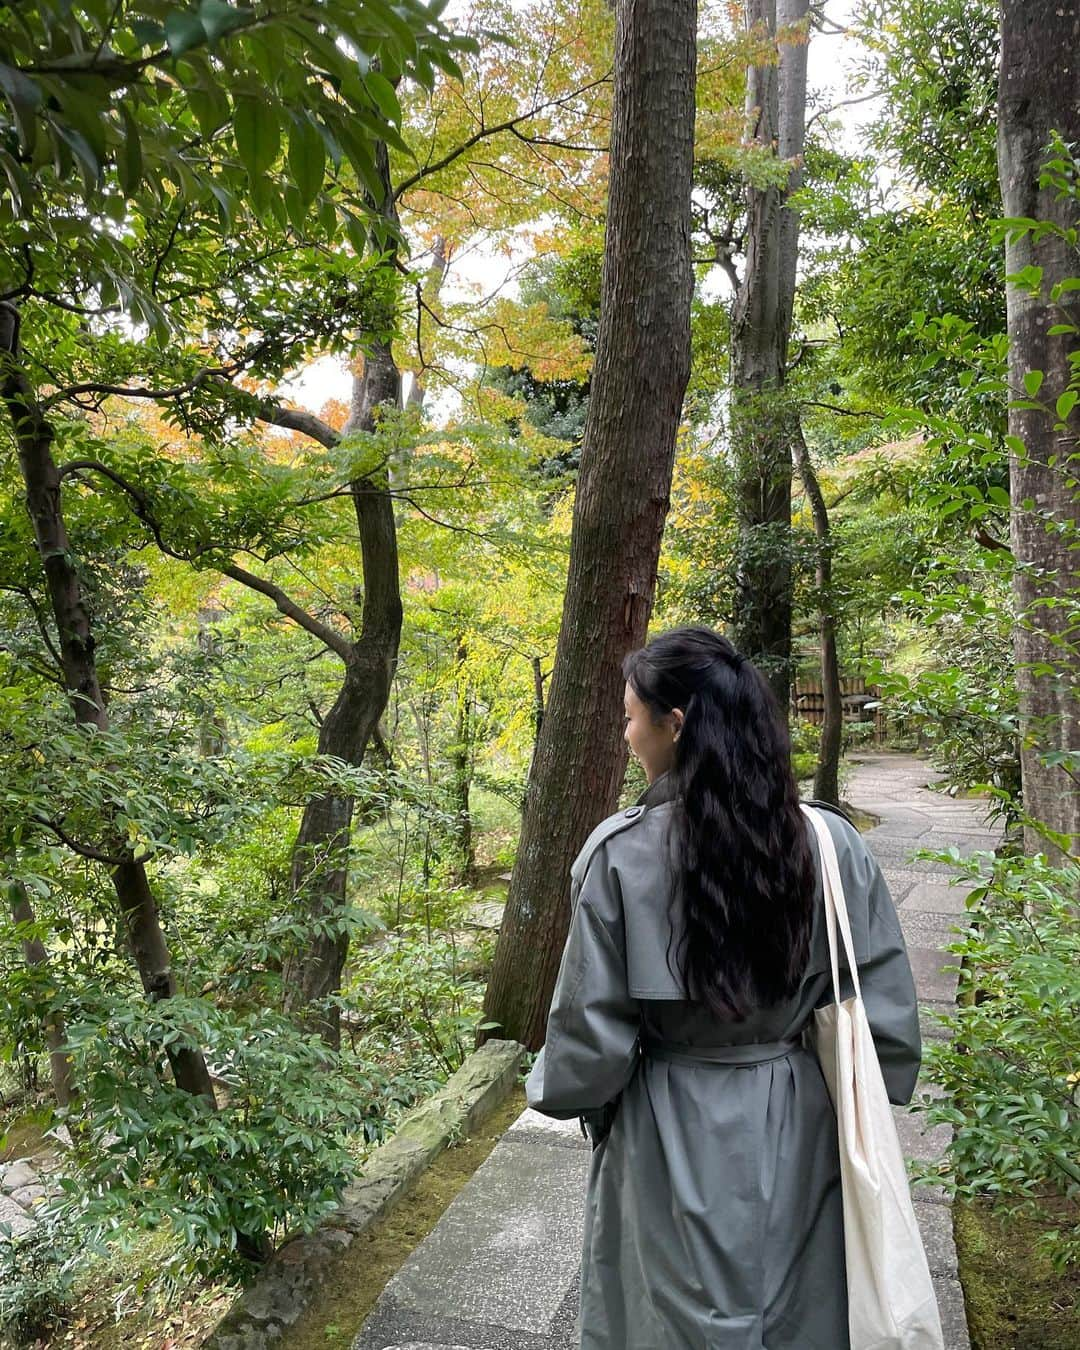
[800,804,945,1350]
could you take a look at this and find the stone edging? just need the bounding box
[203,1037,527,1350]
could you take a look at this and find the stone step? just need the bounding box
[354,1136,588,1348]
[903,880,973,915]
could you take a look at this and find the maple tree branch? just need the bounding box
[58,458,354,661]
[217,560,354,660]
[508,125,606,153]
[392,73,612,201]
[42,367,220,411]
[390,493,498,543]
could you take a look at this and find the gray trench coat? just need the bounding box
[525,771,921,1350]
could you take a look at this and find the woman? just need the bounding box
[525,626,921,1350]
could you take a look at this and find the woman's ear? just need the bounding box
[671,707,685,742]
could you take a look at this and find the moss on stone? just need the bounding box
[0,1114,47,1163]
[278,1085,528,1350]
[955,1197,1080,1349]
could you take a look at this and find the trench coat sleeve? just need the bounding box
[849,835,922,1106]
[525,842,641,1123]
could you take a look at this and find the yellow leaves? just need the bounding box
[140,553,222,620]
[484,298,593,383]
[318,397,350,434]
[397,0,614,230]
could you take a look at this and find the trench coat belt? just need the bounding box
[640,1034,802,1067]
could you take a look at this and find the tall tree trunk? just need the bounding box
[792,424,842,805]
[481,0,697,1050]
[281,147,404,1045]
[9,882,75,1108]
[0,302,217,1103]
[450,636,475,883]
[729,0,809,713]
[997,0,1080,860]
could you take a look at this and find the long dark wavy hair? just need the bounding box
[622,626,816,1020]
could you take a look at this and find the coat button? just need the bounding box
[624,805,643,819]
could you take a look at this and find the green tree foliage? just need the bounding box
[915,849,1080,1269]
[0,0,473,304]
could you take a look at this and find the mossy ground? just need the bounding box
[0,1115,47,1164]
[955,1197,1080,1349]
[279,1084,528,1350]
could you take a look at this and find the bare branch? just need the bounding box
[802,399,879,418]
[805,90,878,135]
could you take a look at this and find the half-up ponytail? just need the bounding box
[622,626,815,1020]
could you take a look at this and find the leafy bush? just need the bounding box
[912,848,1080,1269]
[870,557,1019,817]
[58,996,386,1280]
[0,1213,79,1344]
[788,717,821,783]
[348,916,492,1080]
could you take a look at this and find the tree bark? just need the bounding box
[997,0,1080,860]
[281,146,404,1045]
[280,340,403,1043]
[792,424,842,805]
[9,882,75,1108]
[481,0,697,1050]
[0,301,217,1103]
[449,637,475,883]
[729,0,809,713]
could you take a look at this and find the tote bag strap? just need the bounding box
[800,804,862,1005]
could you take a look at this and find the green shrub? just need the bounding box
[789,717,820,783]
[58,996,385,1281]
[348,919,492,1081]
[0,1213,79,1344]
[912,848,1080,1269]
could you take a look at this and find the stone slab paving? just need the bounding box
[352,753,998,1350]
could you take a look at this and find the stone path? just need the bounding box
[351,753,1001,1350]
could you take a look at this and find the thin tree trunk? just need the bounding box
[792,424,842,805]
[0,302,217,1102]
[197,604,228,757]
[531,656,546,746]
[450,637,474,883]
[9,882,75,1108]
[406,235,451,413]
[481,0,697,1050]
[280,340,402,1043]
[281,144,404,1044]
[997,0,1080,860]
[729,0,809,714]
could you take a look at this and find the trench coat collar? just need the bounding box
[636,770,677,809]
